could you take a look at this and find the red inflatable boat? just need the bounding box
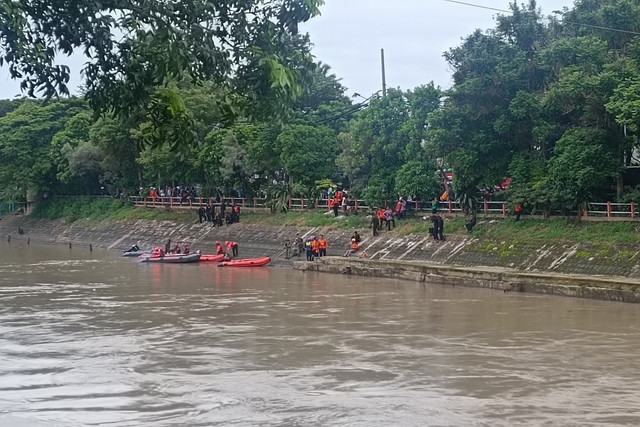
[199,254,226,262]
[219,257,271,267]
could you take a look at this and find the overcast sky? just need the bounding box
[0,0,575,100]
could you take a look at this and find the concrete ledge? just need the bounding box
[294,257,640,303]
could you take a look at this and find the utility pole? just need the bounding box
[381,48,387,97]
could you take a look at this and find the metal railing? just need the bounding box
[128,196,640,219]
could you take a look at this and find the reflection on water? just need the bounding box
[1,243,640,426]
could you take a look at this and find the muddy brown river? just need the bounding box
[1,242,640,426]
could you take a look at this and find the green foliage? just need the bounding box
[264,182,292,214]
[0,99,86,201]
[315,178,336,190]
[548,128,619,211]
[394,160,441,199]
[0,0,323,112]
[4,0,640,215]
[31,197,132,222]
[362,175,387,209]
[276,124,339,186]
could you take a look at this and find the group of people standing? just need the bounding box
[329,187,349,217]
[161,238,191,255]
[216,240,238,257]
[285,233,329,260]
[197,201,241,226]
[147,185,197,203]
[369,197,410,236]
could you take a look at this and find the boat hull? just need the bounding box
[200,254,225,262]
[140,253,201,263]
[123,250,149,257]
[220,257,271,267]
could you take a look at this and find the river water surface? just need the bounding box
[2,242,640,426]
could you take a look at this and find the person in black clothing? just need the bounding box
[351,230,361,243]
[220,200,227,218]
[370,215,379,236]
[198,206,206,223]
[465,214,477,232]
[284,238,292,259]
[294,233,304,257]
[232,203,240,222]
[430,214,439,241]
[437,215,445,241]
[165,238,172,254]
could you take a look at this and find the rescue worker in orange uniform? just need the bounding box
[330,198,339,217]
[318,235,328,257]
[311,236,319,258]
[343,238,359,257]
[377,207,386,230]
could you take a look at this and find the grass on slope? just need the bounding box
[31,198,640,246]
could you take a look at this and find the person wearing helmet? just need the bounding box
[343,238,359,257]
[305,237,314,261]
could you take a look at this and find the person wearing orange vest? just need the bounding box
[318,235,328,257]
[343,238,359,257]
[330,198,339,217]
[311,237,319,258]
[152,247,165,258]
[377,207,386,230]
[515,203,523,221]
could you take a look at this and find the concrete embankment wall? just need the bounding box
[294,257,640,303]
[1,214,640,302]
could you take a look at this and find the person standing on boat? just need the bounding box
[216,241,225,255]
[231,241,239,257]
[165,239,172,254]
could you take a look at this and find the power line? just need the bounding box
[440,0,640,36]
[562,21,640,36]
[441,0,509,14]
[313,101,367,126]
[313,91,381,125]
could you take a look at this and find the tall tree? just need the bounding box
[0,99,85,201]
[0,0,324,148]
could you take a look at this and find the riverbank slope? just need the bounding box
[2,211,639,302]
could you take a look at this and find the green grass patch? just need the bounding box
[240,211,370,230]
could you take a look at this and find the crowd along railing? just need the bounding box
[128,196,639,219]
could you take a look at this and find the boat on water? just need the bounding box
[139,253,201,263]
[199,254,226,262]
[123,250,150,258]
[219,256,271,267]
